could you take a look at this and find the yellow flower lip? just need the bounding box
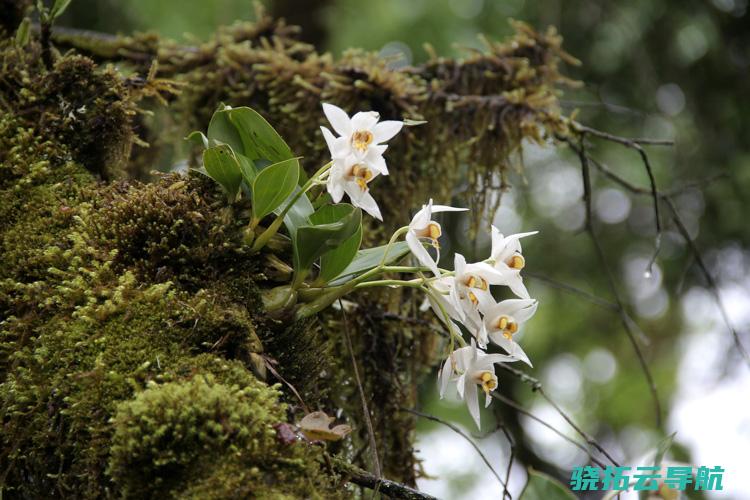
[476,371,497,394]
[415,222,442,246]
[349,164,373,192]
[465,275,488,290]
[495,315,518,340]
[507,254,525,270]
[351,130,374,152]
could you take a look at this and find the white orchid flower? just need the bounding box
[484,298,538,366]
[406,199,468,276]
[320,103,402,166]
[326,155,383,220]
[422,276,465,323]
[452,253,508,314]
[490,226,538,299]
[438,340,517,429]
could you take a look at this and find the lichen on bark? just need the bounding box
[0,5,575,497]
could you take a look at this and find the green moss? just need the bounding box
[109,375,341,499]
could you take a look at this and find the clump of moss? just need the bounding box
[109,375,341,499]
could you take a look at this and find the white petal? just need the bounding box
[320,126,338,154]
[510,343,533,367]
[406,231,440,276]
[372,120,403,143]
[505,271,531,299]
[485,391,493,408]
[349,189,382,220]
[464,381,481,429]
[454,253,467,276]
[409,201,432,230]
[322,103,352,137]
[431,204,469,214]
[366,152,388,176]
[456,373,467,399]
[350,111,380,131]
[512,299,538,323]
[439,357,453,398]
[475,289,497,314]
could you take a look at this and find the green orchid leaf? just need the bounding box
[225,107,295,164]
[252,158,300,219]
[314,204,364,286]
[202,145,242,202]
[206,105,244,154]
[329,241,411,285]
[520,469,576,500]
[294,204,362,275]
[317,226,362,285]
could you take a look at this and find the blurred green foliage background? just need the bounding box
[57,0,750,497]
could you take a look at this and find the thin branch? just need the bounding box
[573,126,664,274]
[567,137,664,428]
[490,392,607,469]
[497,364,621,467]
[332,457,437,500]
[400,408,508,494]
[339,300,382,479]
[496,421,516,500]
[525,271,619,312]
[662,197,750,365]
[586,154,750,368]
[572,123,675,147]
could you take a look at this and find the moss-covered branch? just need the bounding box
[0,4,577,496]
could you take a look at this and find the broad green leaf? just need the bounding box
[185,130,209,149]
[282,185,315,241]
[49,0,72,19]
[236,154,258,186]
[252,158,300,219]
[520,469,576,500]
[317,226,362,285]
[294,204,362,274]
[226,107,295,164]
[311,204,365,284]
[202,145,242,202]
[329,241,411,285]
[206,105,244,154]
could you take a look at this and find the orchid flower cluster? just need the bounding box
[317,104,539,429]
[193,102,539,430]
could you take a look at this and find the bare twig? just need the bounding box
[585,154,750,367]
[332,457,437,500]
[573,125,664,274]
[400,408,508,494]
[490,392,607,469]
[339,300,382,479]
[525,271,619,311]
[566,137,664,428]
[497,364,621,467]
[572,123,675,147]
[662,197,750,365]
[496,421,516,500]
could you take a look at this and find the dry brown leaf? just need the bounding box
[298,411,351,442]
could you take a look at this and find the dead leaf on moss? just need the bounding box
[298,411,351,442]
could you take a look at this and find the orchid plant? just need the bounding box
[190,103,540,429]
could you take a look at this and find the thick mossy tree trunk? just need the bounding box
[0,5,574,498]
